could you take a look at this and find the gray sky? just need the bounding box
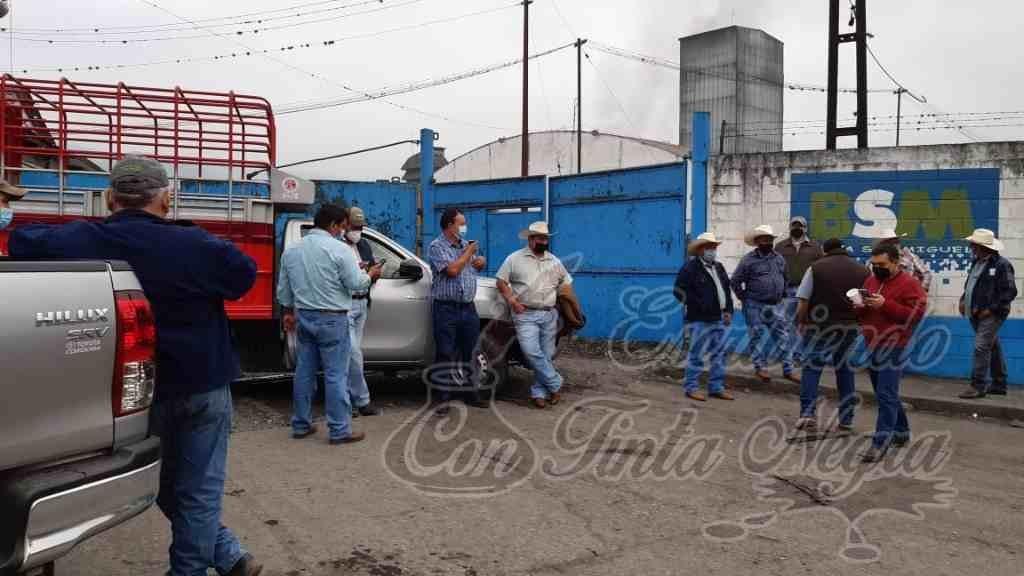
[4,0,1021,180]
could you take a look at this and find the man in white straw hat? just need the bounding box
[732,224,797,384]
[496,221,574,409]
[673,232,735,401]
[873,228,933,293]
[958,228,1017,399]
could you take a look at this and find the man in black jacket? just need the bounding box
[674,232,735,402]
[958,229,1018,399]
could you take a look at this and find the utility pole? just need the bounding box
[521,0,532,178]
[720,120,727,154]
[895,87,905,146]
[575,38,587,174]
[826,0,868,150]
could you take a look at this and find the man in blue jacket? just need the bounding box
[673,232,735,401]
[731,224,797,384]
[9,156,263,576]
[958,229,1018,399]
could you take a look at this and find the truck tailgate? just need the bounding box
[0,262,117,472]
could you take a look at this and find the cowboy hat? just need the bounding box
[744,224,777,247]
[0,179,26,200]
[688,231,723,255]
[964,228,1005,252]
[878,228,908,241]
[518,221,555,240]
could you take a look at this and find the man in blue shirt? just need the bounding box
[428,207,487,413]
[731,224,797,384]
[9,156,263,576]
[278,203,380,444]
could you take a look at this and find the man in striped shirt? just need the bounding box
[428,207,488,413]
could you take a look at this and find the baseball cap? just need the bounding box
[349,206,367,227]
[110,156,169,195]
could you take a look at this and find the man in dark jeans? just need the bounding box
[428,207,488,413]
[958,229,1018,399]
[10,157,263,576]
[794,238,870,433]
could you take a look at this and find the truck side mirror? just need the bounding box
[397,259,424,281]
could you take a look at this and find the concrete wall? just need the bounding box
[707,142,1024,382]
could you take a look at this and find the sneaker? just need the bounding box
[958,387,986,399]
[227,553,264,576]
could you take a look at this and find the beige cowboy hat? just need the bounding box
[518,221,555,240]
[878,228,908,240]
[688,231,723,255]
[744,224,777,247]
[0,179,26,200]
[964,228,1005,252]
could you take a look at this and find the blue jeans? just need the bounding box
[513,308,562,399]
[782,288,803,364]
[150,386,246,576]
[799,326,858,426]
[683,320,728,394]
[348,298,370,408]
[431,300,482,402]
[743,299,795,374]
[293,309,352,440]
[868,346,910,449]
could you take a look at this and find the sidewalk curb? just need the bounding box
[726,372,1024,422]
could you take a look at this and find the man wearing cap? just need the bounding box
[794,238,870,433]
[731,224,797,383]
[958,228,1018,399]
[775,216,823,363]
[9,156,264,576]
[874,229,933,292]
[674,232,735,401]
[0,180,26,252]
[342,206,382,417]
[496,221,573,409]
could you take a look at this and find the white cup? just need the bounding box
[846,288,864,306]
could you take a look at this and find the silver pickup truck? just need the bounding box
[281,220,522,386]
[0,260,161,575]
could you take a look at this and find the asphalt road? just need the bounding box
[60,351,1023,575]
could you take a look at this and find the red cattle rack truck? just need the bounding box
[0,75,304,373]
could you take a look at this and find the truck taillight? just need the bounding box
[113,290,157,416]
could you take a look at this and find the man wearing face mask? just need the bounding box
[428,207,488,413]
[0,180,26,253]
[872,229,933,293]
[674,232,735,401]
[731,224,796,383]
[342,207,383,417]
[957,229,1017,399]
[10,156,265,576]
[496,221,573,409]
[854,243,927,463]
[775,216,823,364]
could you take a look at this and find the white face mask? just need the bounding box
[0,207,13,230]
[458,224,468,237]
[346,230,362,244]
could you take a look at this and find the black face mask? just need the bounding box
[757,243,773,255]
[872,265,892,281]
[533,242,549,255]
[790,228,805,239]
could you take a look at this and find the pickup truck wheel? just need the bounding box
[478,321,516,395]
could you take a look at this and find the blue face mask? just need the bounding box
[701,249,717,263]
[0,207,13,230]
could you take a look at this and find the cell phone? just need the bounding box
[375,258,387,267]
[859,289,871,297]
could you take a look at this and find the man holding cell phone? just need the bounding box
[343,207,384,417]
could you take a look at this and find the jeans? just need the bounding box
[970,315,1008,394]
[432,301,482,402]
[867,346,910,449]
[348,298,371,408]
[150,386,246,576]
[743,299,795,374]
[513,308,562,399]
[799,325,859,426]
[293,309,352,440]
[683,320,728,394]
[782,288,803,365]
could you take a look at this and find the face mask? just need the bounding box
[0,207,12,230]
[757,243,773,255]
[458,224,468,237]
[701,249,717,263]
[872,265,892,281]
[790,228,805,239]
[346,230,362,244]
[532,242,549,255]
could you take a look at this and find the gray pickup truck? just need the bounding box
[0,260,161,575]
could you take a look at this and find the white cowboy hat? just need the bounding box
[878,228,908,240]
[518,221,555,240]
[0,179,26,200]
[688,231,723,255]
[964,228,1005,252]
[744,224,777,247]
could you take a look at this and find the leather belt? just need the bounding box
[298,308,348,315]
[352,294,369,300]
